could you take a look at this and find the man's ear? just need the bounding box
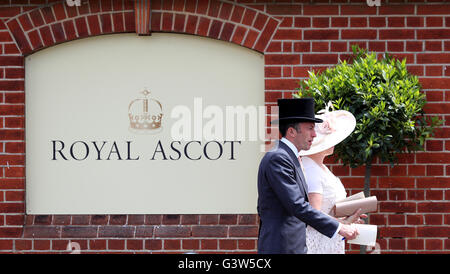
[287,126,296,137]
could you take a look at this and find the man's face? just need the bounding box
[290,122,317,152]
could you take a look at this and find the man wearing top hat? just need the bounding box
[257,98,359,254]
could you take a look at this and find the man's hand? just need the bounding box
[338,224,359,240]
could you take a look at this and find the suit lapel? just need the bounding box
[278,141,309,200]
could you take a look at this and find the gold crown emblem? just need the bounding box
[128,89,163,134]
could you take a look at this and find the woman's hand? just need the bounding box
[339,208,368,224]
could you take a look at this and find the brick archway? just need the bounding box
[5,0,280,56]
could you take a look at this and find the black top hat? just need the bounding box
[271,98,323,124]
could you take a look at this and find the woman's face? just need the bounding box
[309,146,335,160]
[323,146,334,156]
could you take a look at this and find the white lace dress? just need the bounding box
[301,156,347,254]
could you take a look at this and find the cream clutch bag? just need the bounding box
[333,192,378,217]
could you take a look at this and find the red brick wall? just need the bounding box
[0,0,449,254]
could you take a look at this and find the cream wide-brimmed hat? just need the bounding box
[299,101,356,156]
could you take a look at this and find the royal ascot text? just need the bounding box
[51,140,241,161]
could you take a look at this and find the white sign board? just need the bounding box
[25,33,264,214]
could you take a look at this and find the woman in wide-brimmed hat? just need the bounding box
[299,102,366,254]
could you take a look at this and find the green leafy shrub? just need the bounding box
[294,45,442,169]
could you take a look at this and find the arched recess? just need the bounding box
[5,0,281,56]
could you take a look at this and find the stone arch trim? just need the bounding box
[5,0,281,56]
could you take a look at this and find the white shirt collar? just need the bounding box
[280,137,300,158]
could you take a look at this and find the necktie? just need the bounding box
[297,156,309,197]
[298,156,305,174]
